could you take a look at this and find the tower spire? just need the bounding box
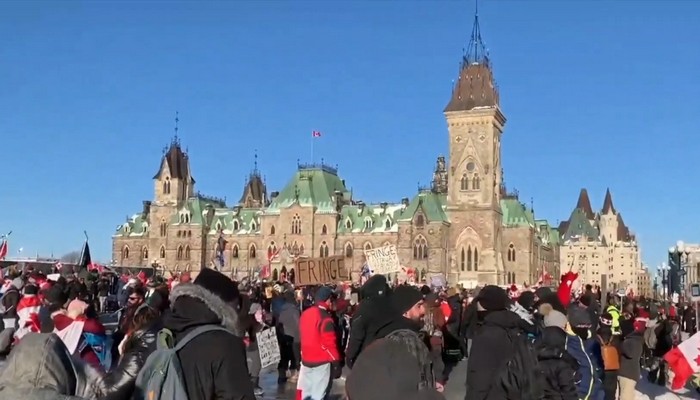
[253,149,259,174]
[173,111,180,145]
[464,0,489,66]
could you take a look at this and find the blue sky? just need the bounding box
[1,1,699,270]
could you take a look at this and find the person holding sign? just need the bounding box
[296,287,341,400]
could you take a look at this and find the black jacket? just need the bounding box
[466,309,525,400]
[1,288,20,320]
[618,332,643,381]
[162,283,255,400]
[100,321,160,400]
[346,276,393,367]
[536,327,580,400]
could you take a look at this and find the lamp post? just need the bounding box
[653,272,659,300]
[669,240,691,300]
[660,262,670,302]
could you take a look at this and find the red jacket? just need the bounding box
[299,304,339,366]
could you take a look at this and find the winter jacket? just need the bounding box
[275,301,300,342]
[346,276,395,367]
[1,287,20,320]
[161,283,256,400]
[0,333,103,399]
[465,309,524,400]
[618,332,643,381]
[53,313,106,370]
[536,327,580,400]
[299,304,339,366]
[98,320,160,400]
[565,332,605,400]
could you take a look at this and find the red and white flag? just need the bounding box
[312,130,322,137]
[664,330,700,390]
[14,295,42,340]
[0,239,7,260]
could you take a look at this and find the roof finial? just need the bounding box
[464,0,489,66]
[253,149,259,174]
[172,111,180,146]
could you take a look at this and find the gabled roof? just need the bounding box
[396,191,449,223]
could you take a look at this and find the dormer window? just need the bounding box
[414,214,425,227]
[233,220,240,231]
[250,220,257,231]
[385,219,391,230]
[345,219,352,230]
[364,217,373,230]
[215,221,222,231]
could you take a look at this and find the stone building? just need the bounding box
[112,13,561,286]
[558,188,641,290]
[636,266,652,298]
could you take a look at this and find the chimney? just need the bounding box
[270,191,279,200]
[205,204,215,227]
[233,205,242,215]
[357,200,365,213]
[401,197,410,207]
[142,200,152,216]
[380,202,388,214]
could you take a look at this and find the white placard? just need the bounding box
[257,327,281,369]
[364,245,401,275]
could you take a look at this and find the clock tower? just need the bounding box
[445,10,507,285]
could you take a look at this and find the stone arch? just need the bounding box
[455,226,482,272]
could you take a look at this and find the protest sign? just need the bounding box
[257,327,281,369]
[364,245,401,274]
[295,256,349,286]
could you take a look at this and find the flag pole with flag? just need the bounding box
[311,130,321,163]
[664,330,700,390]
[0,230,10,260]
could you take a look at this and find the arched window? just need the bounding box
[160,219,167,237]
[364,218,373,230]
[216,221,222,231]
[270,225,276,235]
[249,244,257,259]
[122,246,130,260]
[460,247,465,271]
[461,174,469,191]
[472,175,480,190]
[321,224,327,235]
[267,241,278,260]
[414,214,425,227]
[319,241,329,258]
[363,242,372,252]
[231,244,239,258]
[413,236,428,259]
[291,214,301,235]
[507,243,516,262]
[177,231,182,238]
[474,247,479,271]
[164,178,171,194]
[141,246,148,260]
[345,219,352,230]
[187,231,192,237]
[385,219,391,230]
[159,246,165,258]
[233,220,240,231]
[185,245,191,260]
[177,245,184,260]
[345,242,353,258]
[467,246,472,271]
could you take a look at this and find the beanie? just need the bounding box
[544,310,568,330]
[391,285,423,314]
[315,286,334,303]
[475,285,509,311]
[193,268,240,304]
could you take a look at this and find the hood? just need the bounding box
[362,275,389,299]
[481,309,523,329]
[509,302,534,325]
[165,283,241,336]
[0,333,76,394]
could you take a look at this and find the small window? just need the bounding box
[364,218,373,230]
[413,236,428,259]
[321,224,328,235]
[364,242,372,251]
[461,174,469,191]
[291,214,302,235]
[185,245,191,260]
[141,247,148,260]
[159,246,166,258]
[233,220,240,231]
[216,222,222,231]
[188,231,192,237]
[232,244,239,258]
[319,241,329,258]
[251,221,257,231]
[270,225,276,235]
[385,219,391,229]
[177,246,184,260]
[345,243,353,258]
[122,246,130,260]
[345,219,352,230]
[414,215,425,227]
[249,244,257,259]
[177,231,182,238]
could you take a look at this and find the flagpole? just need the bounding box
[311,134,315,164]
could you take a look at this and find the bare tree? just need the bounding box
[60,251,81,264]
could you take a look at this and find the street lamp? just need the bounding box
[660,262,670,301]
[653,272,659,300]
[669,240,692,299]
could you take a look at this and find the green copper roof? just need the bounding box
[114,213,148,237]
[535,219,561,247]
[337,203,404,234]
[208,208,261,235]
[396,191,449,223]
[266,165,351,214]
[562,208,599,241]
[500,198,535,227]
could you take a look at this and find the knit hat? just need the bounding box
[45,285,68,306]
[193,268,240,303]
[534,287,553,299]
[567,305,592,327]
[599,312,613,327]
[315,286,334,302]
[544,310,568,330]
[475,285,509,311]
[392,285,423,314]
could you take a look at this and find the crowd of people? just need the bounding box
[0,264,696,400]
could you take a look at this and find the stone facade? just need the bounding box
[636,266,652,298]
[112,17,562,287]
[558,188,641,291]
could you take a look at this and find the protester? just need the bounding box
[345,275,393,367]
[617,319,643,400]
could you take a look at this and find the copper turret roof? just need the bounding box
[153,138,194,183]
[575,188,595,220]
[444,8,499,112]
[602,188,616,214]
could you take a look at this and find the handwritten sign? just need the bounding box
[257,327,281,369]
[364,245,401,274]
[295,256,349,286]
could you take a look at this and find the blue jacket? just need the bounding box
[565,332,605,400]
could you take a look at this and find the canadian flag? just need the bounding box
[664,330,700,390]
[14,295,42,340]
[312,130,322,137]
[0,239,7,260]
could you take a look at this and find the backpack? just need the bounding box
[78,332,113,370]
[597,335,619,371]
[134,325,232,400]
[497,330,544,400]
[643,326,658,350]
